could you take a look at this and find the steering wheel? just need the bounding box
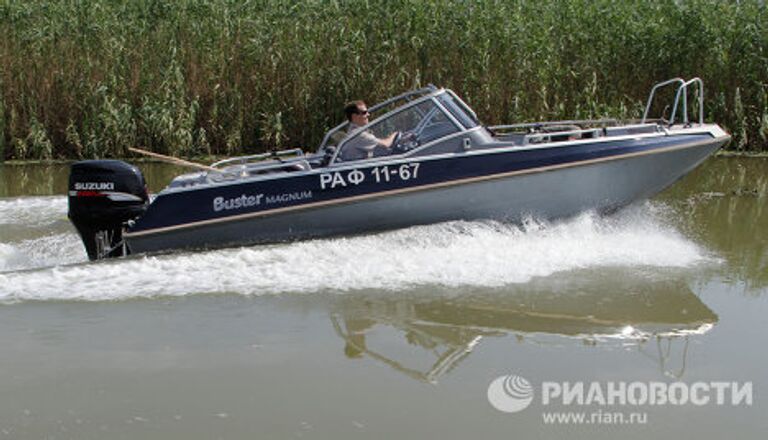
[390,131,403,150]
[391,131,419,154]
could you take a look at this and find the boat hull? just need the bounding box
[125,134,726,255]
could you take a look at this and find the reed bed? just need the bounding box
[0,0,766,160]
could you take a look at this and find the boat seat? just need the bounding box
[330,130,348,146]
[239,160,312,176]
[291,160,311,171]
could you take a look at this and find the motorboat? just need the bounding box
[68,78,730,260]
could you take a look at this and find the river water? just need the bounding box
[0,158,765,439]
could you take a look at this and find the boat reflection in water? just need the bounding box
[330,276,717,383]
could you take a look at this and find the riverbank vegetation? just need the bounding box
[0,0,766,160]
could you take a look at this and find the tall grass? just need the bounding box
[0,0,766,160]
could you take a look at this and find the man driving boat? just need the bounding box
[342,100,398,160]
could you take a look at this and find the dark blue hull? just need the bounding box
[123,132,727,255]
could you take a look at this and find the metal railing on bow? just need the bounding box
[642,77,704,126]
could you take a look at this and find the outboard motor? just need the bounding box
[68,160,149,260]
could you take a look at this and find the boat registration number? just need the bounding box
[319,164,420,190]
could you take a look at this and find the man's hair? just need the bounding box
[344,100,366,121]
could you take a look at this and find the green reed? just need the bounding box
[0,0,766,160]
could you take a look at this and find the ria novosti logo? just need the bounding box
[487,373,753,414]
[487,374,535,413]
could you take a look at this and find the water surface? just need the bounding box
[0,158,765,439]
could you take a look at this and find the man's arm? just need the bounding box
[378,132,398,148]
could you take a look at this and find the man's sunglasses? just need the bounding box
[356,109,370,115]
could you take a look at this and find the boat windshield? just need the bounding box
[317,86,438,153]
[436,91,479,129]
[335,98,461,162]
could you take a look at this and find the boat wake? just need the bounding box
[0,196,81,273]
[0,197,715,303]
[0,234,84,273]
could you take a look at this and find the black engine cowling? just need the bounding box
[68,160,149,260]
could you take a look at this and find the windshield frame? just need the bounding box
[317,86,439,153]
[329,90,470,165]
[439,90,480,128]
